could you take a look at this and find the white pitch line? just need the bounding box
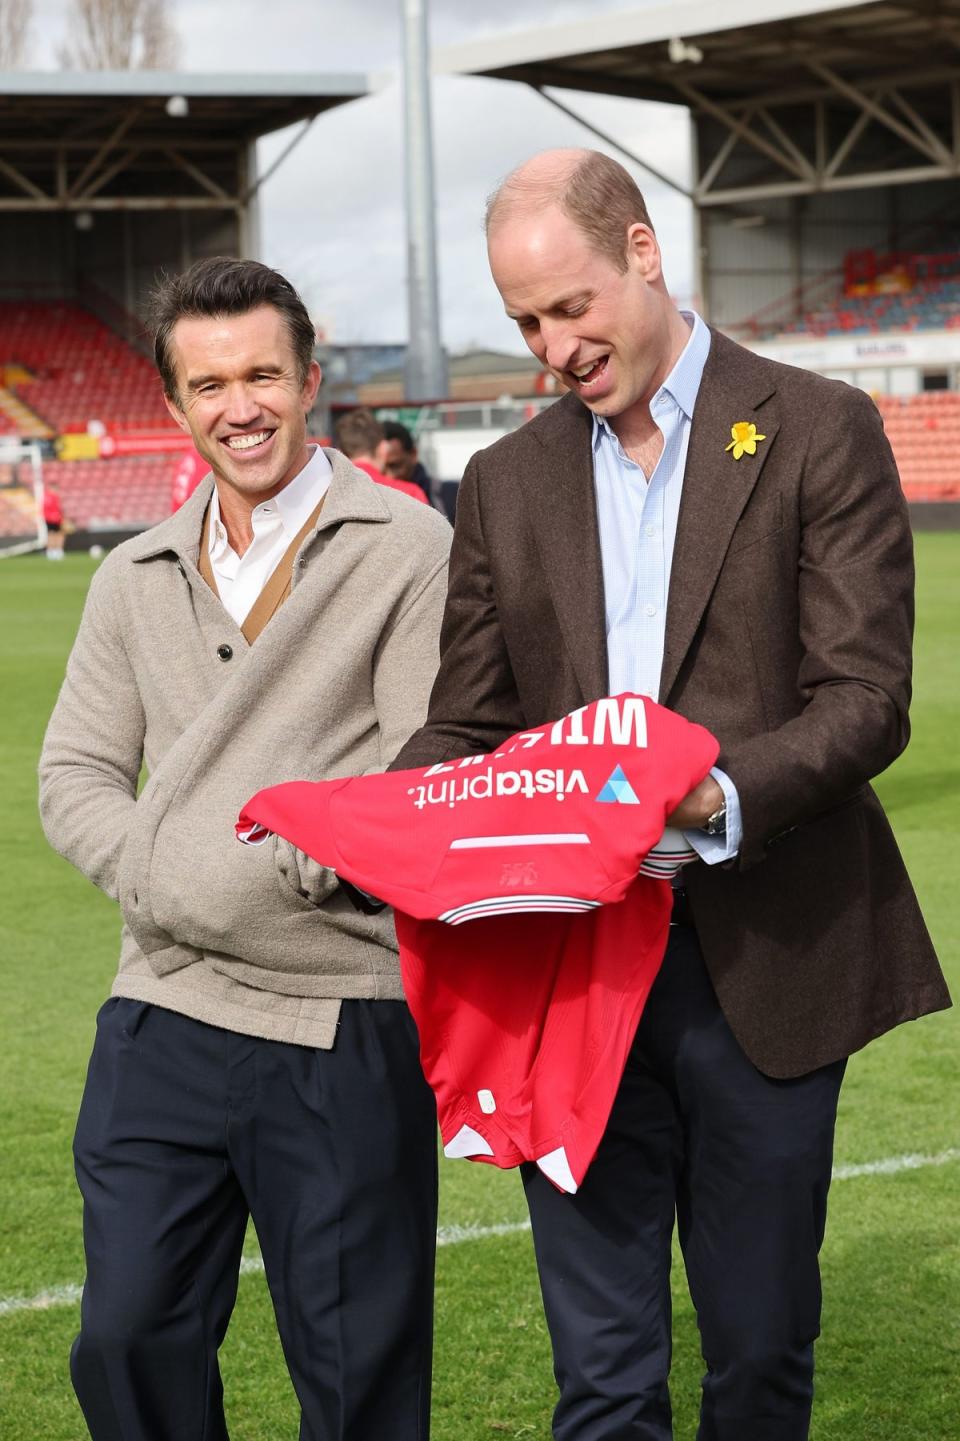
[832,1146,959,1180]
[0,1222,533,1319]
[0,1282,84,1318]
[2,1150,956,1320]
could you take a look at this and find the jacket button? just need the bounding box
[217,644,233,661]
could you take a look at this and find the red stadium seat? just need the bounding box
[0,302,173,435]
[880,392,960,497]
[36,455,177,528]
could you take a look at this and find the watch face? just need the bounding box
[705,806,726,836]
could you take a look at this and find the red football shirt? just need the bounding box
[238,695,718,1190]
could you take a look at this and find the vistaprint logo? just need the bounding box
[595,765,641,805]
[407,765,588,811]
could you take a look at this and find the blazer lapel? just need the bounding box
[660,330,780,703]
[523,394,608,703]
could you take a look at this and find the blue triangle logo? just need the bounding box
[595,765,641,805]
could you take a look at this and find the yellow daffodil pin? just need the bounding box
[725,421,766,460]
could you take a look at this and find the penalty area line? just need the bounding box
[2,1149,957,1320]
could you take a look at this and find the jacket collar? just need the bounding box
[128,447,391,566]
[521,391,607,703]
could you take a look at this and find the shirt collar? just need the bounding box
[208,444,332,557]
[592,309,710,452]
[270,444,332,535]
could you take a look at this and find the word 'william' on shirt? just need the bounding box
[407,768,589,811]
[421,695,649,777]
[548,697,649,750]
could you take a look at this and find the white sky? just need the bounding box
[25,1,695,353]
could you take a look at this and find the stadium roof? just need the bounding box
[433,1,959,107]
[434,2,960,205]
[0,71,369,146]
[0,71,370,216]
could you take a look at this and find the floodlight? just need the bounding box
[668,37,703,64]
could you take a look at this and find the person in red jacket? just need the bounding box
[382,419,437,507]
[333,408,431,504]
[42,486,66,561]
[169,447,207,512]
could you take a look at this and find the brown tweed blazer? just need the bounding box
[393,328,950,1077]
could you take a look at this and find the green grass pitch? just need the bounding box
[0,538,956,1439]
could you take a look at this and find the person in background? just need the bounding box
[382,419,437,507]
[333,407,430,504]
[40,256,450,1441]
[391,148,949,1441]
[42,485,66,560]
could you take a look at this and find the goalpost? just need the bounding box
[0,440,46,559]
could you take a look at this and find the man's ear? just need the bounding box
[163,391,191,433]
[626,222,662,283]
[301,359,322,413]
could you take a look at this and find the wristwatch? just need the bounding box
[703,802,727,838]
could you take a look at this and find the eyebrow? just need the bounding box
[185,364,285,393]
[506,292,591,320]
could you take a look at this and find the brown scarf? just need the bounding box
[197,494,325,645]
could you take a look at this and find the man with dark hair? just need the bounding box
[392,150,949,1440]
[40,256,451,1441]
[334,407,430,504]
[382,420,436,506]
[151,255,318,409]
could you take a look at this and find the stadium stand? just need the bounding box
[0,381,52,437]
[0,302,170,433]
[35,455,173,530]
[780,278,960,338]
[875,393,960,502]
[0,301,181,533]
[742,249,960,341]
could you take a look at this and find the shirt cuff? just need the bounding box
[684,766,742,866]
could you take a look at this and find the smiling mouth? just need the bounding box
[222,430,275,452]
[568,356,609,389]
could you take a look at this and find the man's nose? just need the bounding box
[541,320,578,373]
[223,383,260,425]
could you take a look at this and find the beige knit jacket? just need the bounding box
[39,451,452,1047]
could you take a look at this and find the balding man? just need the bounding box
[392,150,948,1440]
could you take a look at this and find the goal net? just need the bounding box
[0,441,45,558]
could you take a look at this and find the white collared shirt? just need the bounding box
[208,445,332,626]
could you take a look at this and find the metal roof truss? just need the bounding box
[693,66,960,206]
[0,119,249,213]
[0,82,352,213]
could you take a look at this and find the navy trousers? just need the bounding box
[522,924,845,1441]
[71,998,438,1441]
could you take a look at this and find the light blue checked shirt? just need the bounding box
[593,311,741,864]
